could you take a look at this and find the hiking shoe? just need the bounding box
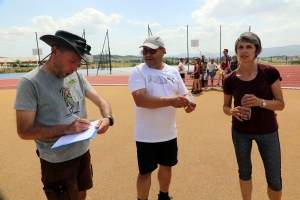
[157,194,173,200]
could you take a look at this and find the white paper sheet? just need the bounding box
[52,120,99,149]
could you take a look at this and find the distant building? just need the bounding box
[0,56,46,67]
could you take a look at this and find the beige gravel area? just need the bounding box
[0,86,299,200]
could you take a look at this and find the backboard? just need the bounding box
[32,48,43,56]
[191,39,199,47]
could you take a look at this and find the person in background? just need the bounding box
[226,55,239,75]
[200,55,206,87]
[207,58,218,87]
[222,48,232,62]
[14,30,113,200]
[128,36,196,200]
[223,31,285,200]
[218,56,230,87]
[202,61,209,91]
[178,58,186,83]
[198,58,204,93]
[191,58,201,94]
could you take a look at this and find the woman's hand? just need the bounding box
[241,94,261,107]
[230,106,251,122]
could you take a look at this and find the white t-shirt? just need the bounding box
[178,62,185,74]
[207,62,218,72]
[128,63,188,142]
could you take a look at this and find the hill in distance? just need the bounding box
[174,44,300,58]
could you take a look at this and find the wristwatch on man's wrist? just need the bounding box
[104,116,114,126]
[261,99,266,108]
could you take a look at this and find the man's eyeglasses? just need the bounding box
[142,47,163,55]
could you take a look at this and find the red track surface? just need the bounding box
[0,66,299,90]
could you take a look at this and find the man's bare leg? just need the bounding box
[137,172,152,200]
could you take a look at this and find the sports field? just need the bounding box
[0,66,299,199]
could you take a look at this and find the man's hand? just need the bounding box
[67,118,91,134]
[184,102,196,113]
[170,96,190,108]
[95,118,110,134]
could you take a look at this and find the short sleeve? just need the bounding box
[268,66,282,84]
[14,78,38,111]
[177,72,188,96]
[128,67,146,93]
[260,64,282,85]
[78,73,92,93]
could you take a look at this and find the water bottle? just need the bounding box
[64,74,84,102]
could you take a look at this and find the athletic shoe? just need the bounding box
[157,194,173,200]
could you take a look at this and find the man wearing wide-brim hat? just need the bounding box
[14,30,114,200]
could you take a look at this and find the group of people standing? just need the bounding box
[14,30,284,200]
[178,49,240,94]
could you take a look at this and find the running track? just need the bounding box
[0,66,299,90]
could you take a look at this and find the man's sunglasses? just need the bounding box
[142,47,163,55]
[71,40,91,54]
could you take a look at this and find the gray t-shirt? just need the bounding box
[14,67,92,163]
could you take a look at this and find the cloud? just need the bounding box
[126,20,148,27]
[187,0,300,51]
[191,0,300,24]
[126,20,162,29]
[0,8,123,56]
[30,8,123,32]
[0,8,123,39]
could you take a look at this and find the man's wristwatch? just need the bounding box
[104,116,114,126]
[261,99,266,108]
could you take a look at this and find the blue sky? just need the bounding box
[0,0,299,58]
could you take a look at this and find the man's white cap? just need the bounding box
[139,36,164,49]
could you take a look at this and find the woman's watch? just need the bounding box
[261,99,266,108]
[104,116,114,126]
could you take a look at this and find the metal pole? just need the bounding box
[97,31,108,75]
[220,25,221,64]
[82,29,88,76]
[35,32,41,65]
[249,26,251,31]
[107,30,112,74]
[187,25,189,71]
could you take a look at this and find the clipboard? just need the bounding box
[51,120,99,149]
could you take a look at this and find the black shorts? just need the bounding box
[136,138,178,175]
[194,73,200,79]
[180,73,185,79]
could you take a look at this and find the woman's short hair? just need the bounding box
[234,32,262,58]
[180,58,185,62]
